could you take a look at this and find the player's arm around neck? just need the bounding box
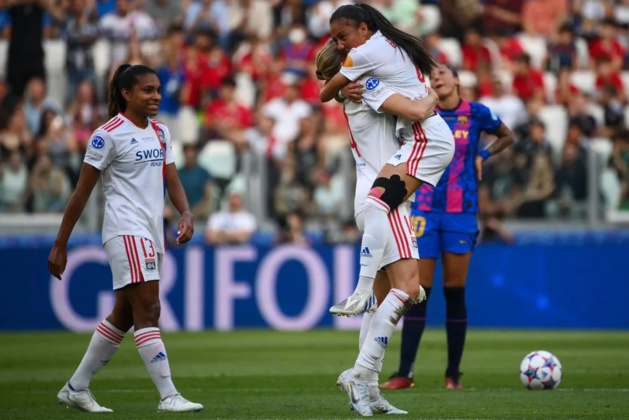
[380,89,439,122]
[320,72,352,103]
[165,163,194,244]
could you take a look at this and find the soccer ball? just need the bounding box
[519,350,562,390]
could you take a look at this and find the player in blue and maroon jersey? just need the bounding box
[381,64,515,390]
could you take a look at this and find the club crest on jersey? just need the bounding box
[365,78,380,90]
[457,116,469,125]
[411,236,418,248]
[154,127,165,145]
[90,136,105,149]
[145,258,156,270]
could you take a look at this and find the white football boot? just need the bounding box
[337,369,373,416]
[330,290,378,316]
[57,382,113,413]
[157,393,203,412]
[369,387,408,415]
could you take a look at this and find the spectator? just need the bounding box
[263,74,312,160]
[34,108,78,184]
[279,24,315,78]
[589,18,625,72]
[205,191,256,245]
[479,77,527,130]
[483,0,524,36]
[598,84,625,138]
[3,0,62,97]
[572,0,612,41]
[546,24,577,73]
[549,142,588,219]
[67,79,103,155]
[313,167,344,219]
[184,0,233,49]
[276,209,310,245]
[439,0,483,43]
[423,32,450,65]
[512,54,545,103]
[178,144,213,220]
[155,27,186,140]
[522,0,569,39]
[378,0,422,36]
[99,0,157,64]
[490,30,524,71]
[567,91,597,138]
[23,77,60,136]
[461,27,492,72]
[0,100,32,159]
[28,153,71,213]
[0,150,28,212]
[594,56,625,103]
[63,0,99,102]
[204,76,253,141]
[142,0,183,36]
[555,67,580,106]
[307,0,351,39]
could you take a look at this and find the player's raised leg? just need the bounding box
[58,291,133,413]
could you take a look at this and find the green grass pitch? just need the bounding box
[0,330,627,419]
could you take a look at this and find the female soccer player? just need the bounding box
[380,64,515,391]
[48,64,203,413]
[317,38,438,416]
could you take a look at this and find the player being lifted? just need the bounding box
[48,64,203,413]
[380,64,515,391]
[319,3,455,415]
[317,38,439,415]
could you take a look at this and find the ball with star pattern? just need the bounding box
[519,350,562,390]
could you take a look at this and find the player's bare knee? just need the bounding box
[368,175,407,210]
[132,296,161,323]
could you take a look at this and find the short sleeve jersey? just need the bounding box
[414,101,502,213]
[84,114,175,252]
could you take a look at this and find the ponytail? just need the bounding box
[107,64,158,119]
[330,3,437,77]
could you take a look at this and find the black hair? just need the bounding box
[330,3,436,76]
[443,63,459,78]
[108,64,158,119]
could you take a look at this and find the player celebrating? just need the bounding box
[317,38,439,415]
[48,64,203,413]
[380,64,515,391]
[319,5,454,415]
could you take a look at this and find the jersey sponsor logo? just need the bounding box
[90,136,105,149]
[454,130,469,139]
[371,87,385,98]
[365,78,380,90]
[343,55,354,68]
[135,148,165,165]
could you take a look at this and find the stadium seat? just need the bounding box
[587,103,605,127]
[177,106,200,144]
[419,5,441,36]
[495,70,514,92]
[575,37,590,69]
[140,40,160,58]
[624,105,629,127]
[235,72,256,109]
[538,105,568,153]
[590,137,613,163]
[0,40,7,79]
[543,72,557,103]
[570,70,596,95]
[437,38,462,68]
[92,39,112,82]
[516,34,547,69]
[483,37,502,70]
[44,39,67,106]
[458,70,478,88]
[171,140,184,169]
[198,140,237,180]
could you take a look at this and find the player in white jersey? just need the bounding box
[317,39,439,416]
[48,64,203,413]
[318,4,455,416]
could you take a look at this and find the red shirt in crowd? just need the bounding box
[512,69,545,101]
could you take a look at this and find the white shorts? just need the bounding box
[355,201,419,269]
[388,114,455,187]
[104,235,163,290]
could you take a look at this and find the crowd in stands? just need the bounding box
[0,0,629,245]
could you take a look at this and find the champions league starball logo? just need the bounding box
[91,136,105,149]
[365,78,380,91]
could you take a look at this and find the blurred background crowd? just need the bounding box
[0,0,628,246]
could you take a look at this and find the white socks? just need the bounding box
[353,289,412,382]
[69,320,125,390]
[358,196,391,282]
[134,327,178,399]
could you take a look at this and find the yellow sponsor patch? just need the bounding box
[343,55,354,68]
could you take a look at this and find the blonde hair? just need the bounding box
[315,39,345,81]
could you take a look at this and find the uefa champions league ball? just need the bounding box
[519,350,563,390]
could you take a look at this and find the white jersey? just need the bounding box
[342,76,399,216]
[84,114,175,253]
[340,30,430,136]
